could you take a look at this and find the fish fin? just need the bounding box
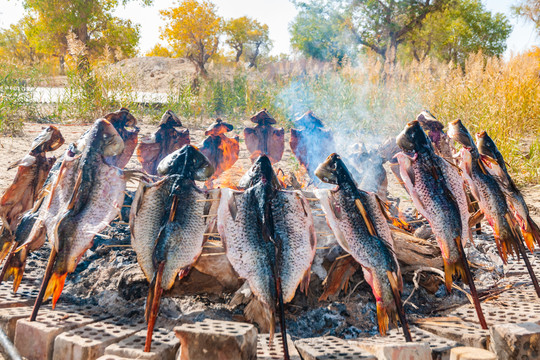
[295,192,309,217]
[129,181,147,235]
[43,272,68,309]
[6,159,23,171]
[528,215,540,248]
[168,195,178,222]
[299,268,311,295]
[319,256,359,301]
[328,191,342,220]
[0,241,13,263]
[376,302,390,336]
[442,258,455,293]
[244,297,274,334]
[480,154,498,168]
[66,169,83,211]
[354,199,377,237]
[145,262,164,352]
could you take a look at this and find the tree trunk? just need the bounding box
[385,33,398,65]
[235,44,243,63]
[248,42,261,68]
[59,55,65,74]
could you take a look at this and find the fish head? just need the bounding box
[94,119,125,157]
[476,130,498,158]
[30,125,65,154]
[239,155,281,189]
[104,107,138,129]
[314,153,356,186]
[205,118,234,136]
[156,145,214,180]
[447,119,475,149]
[158,110,183,128]
[396,120,432,153]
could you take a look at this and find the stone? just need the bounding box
[294,336,376,360]
[104,327,179,360]
[14,305,105,360]
[52,317,146,360]
[257,334,301,360]
[450,347,497,360]
[174,319,257,360]
[489,322,540,359]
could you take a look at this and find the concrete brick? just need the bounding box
[257,334,301,360]
[175,319,257,360]
[450,302,540,326]
[417,319,489,349]
[294,336,376,360]
[449,347,497,360]
[14,305,105,360]
[104,327,179,360]
[489,322,540,359]
[0,282,39,309]
[357,342,431,360]
[0,306,33,340]
[52,317,146,360]
[95,356,130,360]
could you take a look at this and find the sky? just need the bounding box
[0,0,538,57]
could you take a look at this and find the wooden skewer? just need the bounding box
[103,244,132,248]
[316,246,330,250]
[201,252,226,257]
[335,253,351,261]
[201,214,217,218]
[315,214,326,217]
[305,198,319,201]
[196,198,221,202]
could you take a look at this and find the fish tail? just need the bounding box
[43,272,67,309]
[443,257,464,293]
[299,268,311,295]
[376,302,390,336]
[145,262,164,353]
[0,241,13,263]
[527,215,540,249]
[1,248,27,293]
[319,256,358,301]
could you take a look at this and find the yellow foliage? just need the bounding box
[146,44,173,57]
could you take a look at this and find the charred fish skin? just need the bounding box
[448,120,519,262]
[396,121,463,288]
[271,190,317,303]
[314,153,401,334]
[477,131,540,251]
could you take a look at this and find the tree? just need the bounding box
[292,0,450,64]
[160,0,222,76]
[290,1,358,63]
[19,0,146,70]
[513,0,540,31]
[224,16,272,66]
[403,0,511,65]
[0,17,43,65]
[146,44,173,57]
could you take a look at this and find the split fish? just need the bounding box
[130,145,215,352]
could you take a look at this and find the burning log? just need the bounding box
[199,119,240,183]
[244,109,284,164]
[136,110,190,175]
[104,107,140,169]
[290,111,336,180]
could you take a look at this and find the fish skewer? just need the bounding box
[476,130,540,252]
[130,145,215,352]
[395,121,487,329]
[314,153,412,340]
[448,120,540,298]
[30,119,126,320]
[218,155,316,359]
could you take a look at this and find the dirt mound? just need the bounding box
[103,56,196,92]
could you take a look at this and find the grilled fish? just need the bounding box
[476,130,540,252]
[103,107,140,169]
[244,109,285,164]
[130,145,214,352]
[448,120,521,263]
[314,153,407,337]
[199,118,240,183]
[30,119,126,320]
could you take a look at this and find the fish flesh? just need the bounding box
[476,130,540,252]
[30,119,126,320]
[130,145,214,352]
[314,153,408,337]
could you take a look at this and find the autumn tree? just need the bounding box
[224,16,272,66]
[403,0,511,65]
[513,0,540,31]
[0,16,43,65]
[160,0,222,76]
[15,0,146,70]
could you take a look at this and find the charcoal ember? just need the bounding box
[290,111,336,180]
[117,265,149,301]
[136,110,190,175]
[244,109,284,164]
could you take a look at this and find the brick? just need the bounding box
[417,319,489,349]
[450,302,540,326]
[257,334,301,360]
[175,319,257,360]
[95,356,130,360]
[294,336,376,360]
[0,282,39,309]
[14,305,105,360]
[449,347,497,360]
[104,327,179,360]
[350,326,457,359]
[52,317,146,360]
[489,322,540,359]
[0,306,33,340]
[360,342,431,360]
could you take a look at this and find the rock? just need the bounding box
[450,347,497,360]
[489,322,540,359]
[175,319,257,360]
